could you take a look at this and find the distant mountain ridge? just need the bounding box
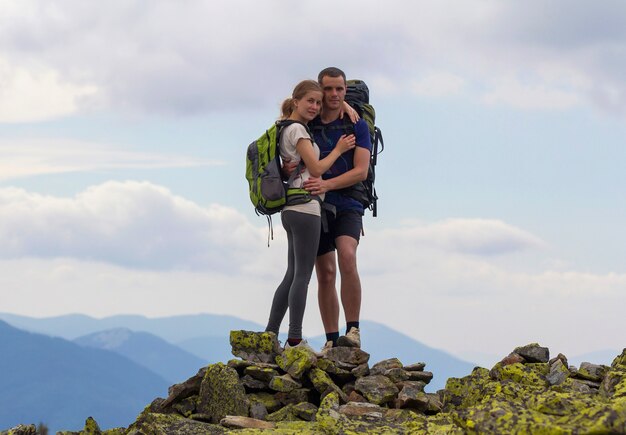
[0,312,476,391]
[74,328,208,384]
[0,320,169,433]
[0,312,262,342]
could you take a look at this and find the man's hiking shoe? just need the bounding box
[337,327,361,348]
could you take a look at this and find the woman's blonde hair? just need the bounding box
[280,80,322,119]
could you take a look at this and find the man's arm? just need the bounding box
[303,146,370,196]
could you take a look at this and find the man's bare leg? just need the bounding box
[336,235,361,323]
[316,251,339,334]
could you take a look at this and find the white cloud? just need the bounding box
[0,57,98,122]
[410,72,466,98]
[482,77,582,110]
[369,218,546,260]
[0,182,544,270]
[0,138,222,180]
[1,1,626,117]
[0,181,624,359]
[0,181,262,271]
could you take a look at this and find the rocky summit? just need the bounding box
[3,335,626,434]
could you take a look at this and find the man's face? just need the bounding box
[320,75,346,111]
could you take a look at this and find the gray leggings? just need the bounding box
[266,210,321,340]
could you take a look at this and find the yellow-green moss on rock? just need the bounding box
[275,346,316,379]
[197,362,249,423]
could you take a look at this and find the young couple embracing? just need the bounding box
[265,67,372,354]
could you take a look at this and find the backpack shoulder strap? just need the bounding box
[276,119,313,143]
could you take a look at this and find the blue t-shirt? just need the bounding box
[308,117,372,213]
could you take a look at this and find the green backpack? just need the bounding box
[245,120,313,217]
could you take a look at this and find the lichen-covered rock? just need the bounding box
[229,330,281,363]
[265,403,301,422]
[452,399,562,434]
[547,358,570,386]
[126,411,226,434]
[514,343,550,363]
[57,339,626,435]
[355,374,399,405]
[248,391,282,413]
[241,374,269,390]
[549,352,569,367]
[244,365,279,382]
[527,390,597,416]
[379,367,410,383]
[407,370,433,384]
[292,402,318,421]
[347,389,367,403]
[339,401,385,420]
[275,345,317,379]
[101,428,128,435]
[316,357,353,381]
[424,393,443,414]
[601,367,626,398]
[553,399,626,433]
[352,362,370,378]
[227,358,280,373]
[612,349,626,369]
[322,346,370,366]
[490,362,548,388]
[161,367,206,409]
[395,382,429,411]
[315,391,345,429]
[1,425,36,435]
[219,416,275,429]
[308,367,337,393]
[274,388,313,406]
[248,400,268,420]
[404,362,426,372]
[576,362,608,382]
[269,373,302,392]
[500,352,525,366]
[370,357,403,374]
[441,367,491,410]
[197,362,249,423]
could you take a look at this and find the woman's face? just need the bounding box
[295,90,322,121]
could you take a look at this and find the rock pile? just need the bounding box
[124,330,442,433]
[3,338,626,434]
[442,343,626,433]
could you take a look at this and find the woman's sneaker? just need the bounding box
[337,327,361,348]
[320,340,334,355]
[285,339,322,357]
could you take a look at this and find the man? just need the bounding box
[303,67,372,350]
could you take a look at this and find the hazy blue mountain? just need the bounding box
[0,312,262,342]
[177,334,236,364]
[74,328,208,384]
[354,321,477,391]
[1,313,475,392]
[0,320,168,433]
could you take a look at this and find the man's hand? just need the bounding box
[303,177,329,196]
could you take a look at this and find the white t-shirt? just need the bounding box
[279,122,322,216]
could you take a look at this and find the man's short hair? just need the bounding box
[318,67,346,85]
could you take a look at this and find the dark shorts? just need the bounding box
[317,209,363,256]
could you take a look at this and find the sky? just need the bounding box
[1,0,626,367]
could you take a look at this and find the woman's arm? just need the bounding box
[340,101,360,123]
[296,135,356,178]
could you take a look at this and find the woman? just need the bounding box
[265,80,356,349]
